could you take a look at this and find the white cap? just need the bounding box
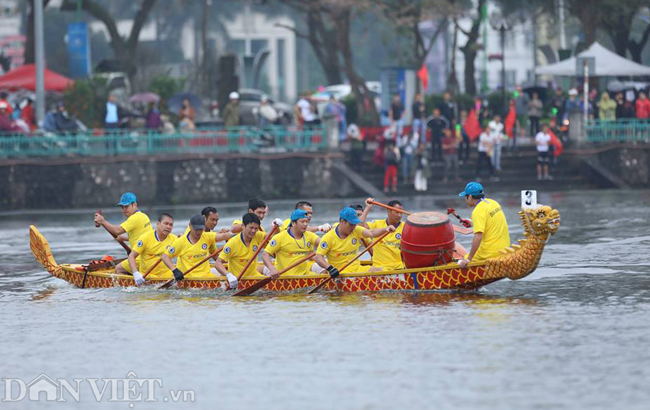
[568,89,578,96]
[229,91,239,100]
[261,94,268,102]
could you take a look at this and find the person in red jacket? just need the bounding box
[20,98,36,131]
[635,92,650,119]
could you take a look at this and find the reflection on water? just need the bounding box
[1,190,650,410]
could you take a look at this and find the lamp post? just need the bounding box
[490,14,512,116]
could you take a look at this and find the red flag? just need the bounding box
[417,63,429,91]
[464,108,482,142]
[504,105,516,138]
[549,129,563,157]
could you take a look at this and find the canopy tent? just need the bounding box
[0,64,74,92]
[535,42,650,77]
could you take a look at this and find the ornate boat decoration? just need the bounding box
[29,206,560,292]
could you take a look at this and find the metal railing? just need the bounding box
[586,119,650,142]
[0,126,327,158]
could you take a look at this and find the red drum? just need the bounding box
[401,212,456,268]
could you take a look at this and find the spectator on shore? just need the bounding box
[514,85,529,137]
[473,96,487,123]
[256,95,279,126]
[564,89,580,120]
[383,139,400,193]
[0,92,13,116]
[598,92,616,121]
[398,130,418,183]
[635,92,650,120]
[389,94,404,138]
[20,98,36,131]
[411,93,426,143]
[476,124,494,180]
[413,143,430,192]
[488,114,505,172]
[457,110,470,164]
[552,87,565,124]
[527,92,543,136]
[348,124,364,173]
[589,89,600,119]
[323,95,346,148]
[296,93,318,128]
[145,103,162,130]
[179,98,196,130]
[439,92,457,128]
[222,92,240,127]
[441,128,459,183]
[103,94,121,130]
[535,124,552,180]
[579,94,594,119]
[427,107,449,162]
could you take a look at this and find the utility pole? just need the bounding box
[558,0,567,50]
[34,0,45,124]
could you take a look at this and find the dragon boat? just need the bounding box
[29,205,560,292]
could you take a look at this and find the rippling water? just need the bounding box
[1,191,649,410]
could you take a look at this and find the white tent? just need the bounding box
[535,42,650,76]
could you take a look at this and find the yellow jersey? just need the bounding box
[471,198,511,261]
[367,219,404,270]
[281,218,291,230]
[220,231,267,278]
[232,218,265,232]
[265,229,319,275]
[133,230,178,279]
[316,225,366,273]
[165,231,218,279]
[120,211,152,248]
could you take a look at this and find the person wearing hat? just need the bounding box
[313,207,396,277]
[360,198,405,271]
[119,213,177,284]
[262,209,322,278]
[94,192,152,250]
[280,201,332,233]
[161,214,233,283]
[222,91,240,127]
[457,182,510,268]
[215,213,282,288]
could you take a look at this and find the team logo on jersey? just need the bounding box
[395,233,401,239]
[351,238,357,245]
[168,247,175,254]
[270,240,277,247]
[202,243,208,250]
[253,245,258,252]
[306,242,311,248]
[136,240,143,247]
[321,242,328,249]
[224,247,231,254]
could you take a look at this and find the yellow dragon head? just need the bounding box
[519,205,561,239]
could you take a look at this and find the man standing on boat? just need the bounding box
[119,213,177,284]
[231,199,273,233]
[360,198,405,271]
[216,213,281,287]
[457,182,510,268]
[313,207,395,277]
[162,214,234,283]
[263,209,321,278]
[280,201,332,233]
[94,192,152,249]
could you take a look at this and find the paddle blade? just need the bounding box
[307,277,331,294]
[453,225,473,235]
[157,278,176,289]
[233,277,272,297]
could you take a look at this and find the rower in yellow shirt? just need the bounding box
[122,213,177,284]
[360,198,405,271]
[280,201,332,233]
[161,214,232,281]
[314,207,395,277]
[94,191,152,249]
[456,182,511,267]
[263,209,321,277]
[216,213,281,286]
[182,206,225,236]
[230,199,269,233]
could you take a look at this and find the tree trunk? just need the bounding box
[459,0,484,96]
[201,0,209,91]
[332,7,379,125]
[306,11,342,85]
[447,21,459,96]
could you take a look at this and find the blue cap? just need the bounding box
[459,182,484,197]
[117,192,137,206]
[339,207,362,224]
[291,209,308,222]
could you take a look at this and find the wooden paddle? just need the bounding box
[95,209,132,255]
[141,259,162,280]
[308,230,391,294]
[233,252,316,297]
[368,200,472,235]
[157,246,223,289]
[234,224,279,283]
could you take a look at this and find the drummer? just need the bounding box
[313,207,395,277]
[360,198,405,271]
[457,182,510,268]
